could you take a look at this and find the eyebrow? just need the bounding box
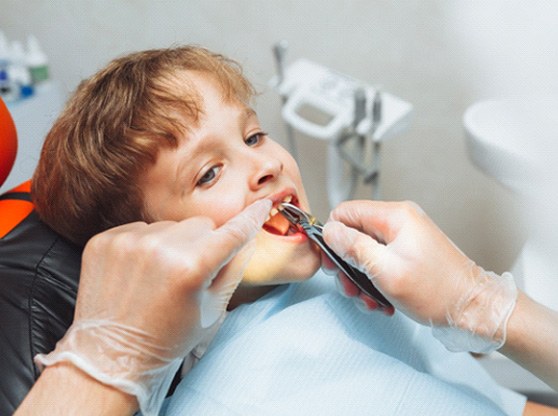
[240,107,259,132]
[244,107,257,118]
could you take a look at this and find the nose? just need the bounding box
[248,153,283,190]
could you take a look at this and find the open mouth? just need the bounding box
[262,195,303,237]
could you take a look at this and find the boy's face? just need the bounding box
[141,72,321,291]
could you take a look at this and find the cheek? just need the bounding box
[187,190,246,226]
[242,232,322,285]
[271,142,308,196]
[285,158,309,205]
[153,188,245,225]
[187,199,244,227]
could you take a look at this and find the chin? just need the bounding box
[240,229,321,286]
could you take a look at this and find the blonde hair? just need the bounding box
[32,46,255,245]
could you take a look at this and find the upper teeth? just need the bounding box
[264,195,294,223]
[273,195,294,215]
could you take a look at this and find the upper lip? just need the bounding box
[266,188,299,209]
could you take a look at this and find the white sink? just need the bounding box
[464,97,558,309]
[463,97,558,195]
[465,98,558,399]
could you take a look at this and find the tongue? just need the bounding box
[263,211,291,236]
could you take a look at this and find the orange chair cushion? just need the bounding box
[0,180,33,239]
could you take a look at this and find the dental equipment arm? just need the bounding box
[272,41,298,161]
[272,41,288,84]
[16,200,271,416]
[322,200,558,391]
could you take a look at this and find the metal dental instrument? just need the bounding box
[278,202,393,310]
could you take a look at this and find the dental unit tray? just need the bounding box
[271,42,413,208]
[271,58,412,142]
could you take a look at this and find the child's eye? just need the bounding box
[196,165,221,186]
[245,132,267,147]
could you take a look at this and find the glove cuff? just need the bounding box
[432,270,518,354]
[35,319,183,416]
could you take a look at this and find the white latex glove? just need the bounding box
[322,200,518,354]
[34,199,271,416]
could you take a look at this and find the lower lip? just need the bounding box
[262,227,309,243]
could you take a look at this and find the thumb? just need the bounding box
[323,221,386,278]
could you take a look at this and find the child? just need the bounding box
[32,46,320,309]
[32,46,528,415]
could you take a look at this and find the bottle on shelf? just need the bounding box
[26,35,49,85]
[0,31,17,102]
[9,41,34,99]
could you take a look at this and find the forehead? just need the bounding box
[171,69,251,107]
[178,71,257,125]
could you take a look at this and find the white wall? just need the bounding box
[3,1,555,273]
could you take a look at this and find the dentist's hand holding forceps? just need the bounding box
[322,199,558,392]
[16,199,272,416]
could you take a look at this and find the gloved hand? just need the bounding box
[322,200,518,354]
[34,199,271,416]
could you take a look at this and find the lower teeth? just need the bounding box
[287,225,299,235]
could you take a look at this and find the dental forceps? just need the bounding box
[279,202,393,310]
